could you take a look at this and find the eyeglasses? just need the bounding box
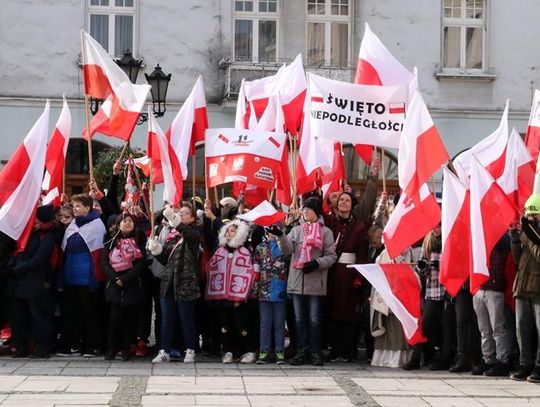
[179,210,191,216]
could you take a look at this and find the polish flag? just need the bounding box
[320,142,345,201]
[398,92,449,199]
[244,64,285,120]
[148,111,182,205]
[440,168,471,297]
[350,263,426,345]
[470,158,516,294]
[129,155,151,178]
[42,97,71,207]
[81,30,150,141]
[275,54,307,136]
[205,128,286,190]
[234,79,256,130]
[383,184,441,259]
[236,200,286,226]
[454,100,509,185]
[498,128,535,212]
[353,23,417,164]
[0,102,50,241]
[296,94,334,195]
[147,129,164,184]
[159,76,208,200]
[525,89,540,163]
[232,182,268,207]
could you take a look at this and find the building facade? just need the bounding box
[1,0,539,196]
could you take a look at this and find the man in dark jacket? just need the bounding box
[509,194,540,382]
[7,205,56,358]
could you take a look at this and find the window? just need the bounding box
[306,0,351,66]
[88,0,136,57]
[233,0,278,62]
[442,0,486,71]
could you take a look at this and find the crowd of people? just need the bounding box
[1,159,540,384]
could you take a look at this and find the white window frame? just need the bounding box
[441,0,487,73]
[232,0,280,63]
[87,0,138,57]
[305,0,352,67]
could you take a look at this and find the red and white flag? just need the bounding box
[353,22,417,164]
[0,102,50,240]
[166,76,208,183]
[320,142,345,201]
[454,100,509,185]
[236,200,286,226]
[350,263,426,345]
[383,184,441,259]
[498,127,535,212]
[81,30,150,141]
[398,92,449,199]
[234,79,256,130]
[205,128,286,189]
[440,168,471,297]
[244,64,286,121]
[147,129,164,185]
[469,157,516,294]
[276,54,307,136]
[525,89,540,163]
[42,97,71,206]
[296,94,334,195]
[148,111,182,205]
[129,155,151,178]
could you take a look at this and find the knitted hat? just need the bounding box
[36,204,55,223]
[302,196,322,218]
[525,193,540,215]
[220,197,238,208]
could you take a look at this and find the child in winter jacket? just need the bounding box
[102,213,147,361]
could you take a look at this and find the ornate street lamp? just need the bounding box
[115,51,143,84]
[145,64,172,118]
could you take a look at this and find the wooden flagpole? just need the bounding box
[192,157,196,205]
[131,155,150,217]
[117,141,129,164]
[380,147,387,193]
[80,30,94,181]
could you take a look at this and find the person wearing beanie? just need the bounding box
[6,205,56,358]
[279,196,337,366]
[509,194,540,382]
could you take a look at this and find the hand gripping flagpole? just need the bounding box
[80,30,95,181]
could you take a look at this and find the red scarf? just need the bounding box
[109,237,143,273]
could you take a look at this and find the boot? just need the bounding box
[449,353,471,373]
[510,365,533,381]
[403,350,421,371]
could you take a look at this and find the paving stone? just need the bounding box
[60,368,108,376]
[243,376,344,395]
[146,376,245,394]
[0,376,27,392]
[373,396,430,407]
[352,378,465,396]
[475,398,540,406]
[0,393,112,406]
[13,376,119,393]
[248,395,354,406]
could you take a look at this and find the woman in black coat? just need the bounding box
[102,213,147,361]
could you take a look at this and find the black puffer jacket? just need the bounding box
[102,231,147,305]
[7,228,55,300]
[155,223,201,301]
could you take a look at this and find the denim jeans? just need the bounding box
[292,294,322,353]
[515,297,540,367]
[259,301,286,352]
[160,289,197,352]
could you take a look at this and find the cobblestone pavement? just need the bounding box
[0,356,539,406]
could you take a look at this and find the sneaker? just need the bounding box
[184,349,196,363]
[135,340,147,357]
[289,348,308,366]
[256,351,269,364]
[240,352,257,364]
[471,361,493,376]
[311,351,324,366]
[56,347,81,357]
[275,351,286,365]
[327,350,339,363]
[152,349,171,363]
[484,362,510,377]
[527,366,540,383]
[449,353,471,373]
[82,349,101,358]
[511,365,533,381]
[222,352,234,364]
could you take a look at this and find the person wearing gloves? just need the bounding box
[509,194,540,382]
[101,213,147,361]
[148,204,201,364]
[279,196,337,366]
[7,205,56,358]
[206,220,259,364]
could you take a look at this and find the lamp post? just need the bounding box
[89,52,172,124]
